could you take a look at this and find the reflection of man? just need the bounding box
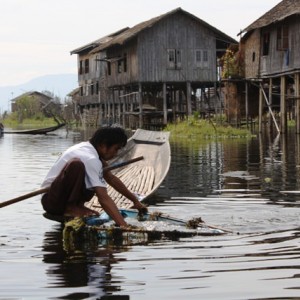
[41,127,147,226]
[42,230,124,298]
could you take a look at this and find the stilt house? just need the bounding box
[239,0,300,133]
[71,7,236,129]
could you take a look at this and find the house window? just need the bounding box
[84,59,89,73]
[167,49,182,69]
[123,53,127,72]
[277,25,289,50]
[252,52,256,62]
[107,61,111,76]
[117,58,122,73]
[176,50,182,68]
[91,83,94,95]
[95,55,99,71]
[96,81,99,94]
[263,33,270,56]
[167,49,175,68]
[79,60,83,75]
[203,50,209,68]
[196,50,201,64]
[116,53,128,74]
[195,49,209,68]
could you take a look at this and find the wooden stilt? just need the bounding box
[163,82,167,125]
[138,83,143,128]
[295,73,300,134]
[186,81,192,116]
[245,81,249,129]
[258,84,264,133]
[268,78,273,131]
[280,75,287,134]
[260,83,280,133]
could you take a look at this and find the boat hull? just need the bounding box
[86,129,171,212]
[3,123,65,135]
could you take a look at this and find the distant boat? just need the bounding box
[3,123,65,135]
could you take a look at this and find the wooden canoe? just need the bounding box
[85,129,171,212]
[3,123,65,135]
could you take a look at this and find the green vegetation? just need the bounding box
[220,44,244,79]
[0,90,73,129]
[2,115,57,129]
[164,116,253,141]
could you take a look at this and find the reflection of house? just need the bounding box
[71,8,236,129]
[234,0,300,133]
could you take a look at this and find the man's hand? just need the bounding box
[132,201,148,215]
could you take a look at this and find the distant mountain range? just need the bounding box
[0,74,78,113]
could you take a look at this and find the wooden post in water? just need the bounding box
[245,81,249,129]
[117,89,121,125]
[112,88,115,124]
[186,81,192,116]
[259,84,264,133]
[268,78,273,132]
[295,73,300,134]
[163,82,168,125]
[138,83,143,128]
[280,75,287,134]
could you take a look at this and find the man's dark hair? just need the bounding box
[89,127,127,148]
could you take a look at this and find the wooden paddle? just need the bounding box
[0,156,144,209]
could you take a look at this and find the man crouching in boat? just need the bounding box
[41,126,147,227]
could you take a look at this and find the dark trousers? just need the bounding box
[41,158,95,215]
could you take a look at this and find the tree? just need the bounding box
[220,45,244,79]
[15,95,40,122]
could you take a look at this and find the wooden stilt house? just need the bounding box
[239,0,300,134]
[71,7,236,129]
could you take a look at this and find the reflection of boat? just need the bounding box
[86,128,171,212]
[3,123,65,135]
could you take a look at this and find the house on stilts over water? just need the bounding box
[226,0,300,133]
[70,7,236,129]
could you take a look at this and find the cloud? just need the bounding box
[0,0,280,86]
[0,41,77,86]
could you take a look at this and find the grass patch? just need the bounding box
[2,117,57,129]
[164,117,254,141]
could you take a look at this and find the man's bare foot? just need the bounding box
[64,204,99,217]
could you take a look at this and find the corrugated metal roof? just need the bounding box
[90,7,237,53]
[241,0,300,35]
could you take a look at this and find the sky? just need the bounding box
[0,0,281,87]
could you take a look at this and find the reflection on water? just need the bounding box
[1,129,300,299]
[42,227,121,299]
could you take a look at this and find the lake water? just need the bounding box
[1,128,300,299]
